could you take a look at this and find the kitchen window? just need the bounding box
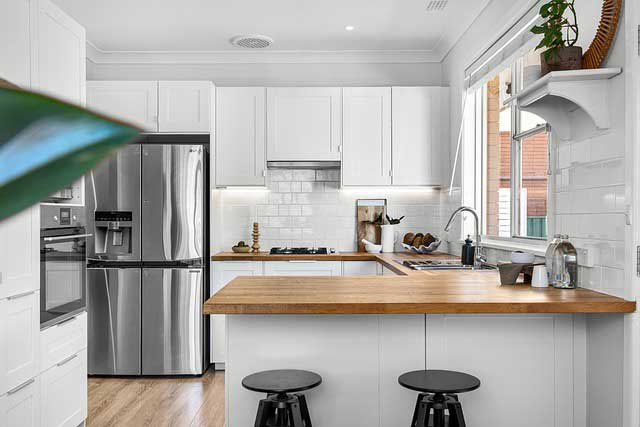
[465,49,551,242]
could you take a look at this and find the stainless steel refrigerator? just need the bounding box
[86,134,209,376]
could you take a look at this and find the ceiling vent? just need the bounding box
[426,0,448,11]
[230,35,274,49]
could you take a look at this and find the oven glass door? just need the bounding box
[40,229,87,328]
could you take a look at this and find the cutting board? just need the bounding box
[356,199,386,252]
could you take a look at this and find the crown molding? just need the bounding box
[86,40,442,65]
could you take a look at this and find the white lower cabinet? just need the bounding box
[210,261,264,366]
[0,375,40,427]
[342,261,379,276]
[40,349,87,427]
[263,261,342,276]
[40,312,87,372]
[0,291,39,395]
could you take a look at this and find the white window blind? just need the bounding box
[464,0,543,90]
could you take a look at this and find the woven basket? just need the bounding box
[582,0,622,69]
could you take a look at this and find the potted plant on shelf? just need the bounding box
[531,0,581,75]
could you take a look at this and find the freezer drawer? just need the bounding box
[142,268,204,375]
[141,144,204,263]
[87,268,141,375]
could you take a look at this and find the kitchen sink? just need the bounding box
[401,260,497,271]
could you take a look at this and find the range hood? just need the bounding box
[267,161,340,170]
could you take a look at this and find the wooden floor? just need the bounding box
[87,368,225,427]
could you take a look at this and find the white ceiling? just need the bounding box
[53,0,491,60]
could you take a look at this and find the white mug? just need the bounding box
[531,265,549,288]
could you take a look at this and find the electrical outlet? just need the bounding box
[576,247,595,268]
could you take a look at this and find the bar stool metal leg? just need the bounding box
[254,398,273,427]
[288,398,305,427]
[446,398,466,427]
[295,393,313,426]
[415,396,433,427]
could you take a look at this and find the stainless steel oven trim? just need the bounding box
[43,233,93,242]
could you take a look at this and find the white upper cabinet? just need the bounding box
[267,87,342,161]
[215,87,266,186]
[342,87,392,186]
[0,206,40,300]
[34,0,85,105]
[86,81,159,132]
[158,81,213,133]
[0,0,36,88]
[391,87,449,186]
[86,80,213,133]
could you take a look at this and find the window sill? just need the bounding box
[479,238,547,257]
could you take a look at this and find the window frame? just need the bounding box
[467,56,554,247]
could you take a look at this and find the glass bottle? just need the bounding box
[547,235,578,289]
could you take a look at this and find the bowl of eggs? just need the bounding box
[401,232,441,254]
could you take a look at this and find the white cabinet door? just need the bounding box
[342,87,392,186]
[210,261,263,365]
[0,205,39,300]
[342,261,379,276]
[40,312,87,372]
[34,0,85,105]
[1,376,40,427]
[0,291,39,395]
[263,261,342,276]
[86,81,158,131]
[0,0,36,88]
[158,81,212,133]
[40,349,87,427]
[215,87,266,186]
[267,87,342,161]
[392,87,449,186]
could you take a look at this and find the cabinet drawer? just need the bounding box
[263,261,342,276]
[0,376,40,427]
[0,291,39,395]
[342,261,379,276]
[40,312,87,373]
[40,349,87,427]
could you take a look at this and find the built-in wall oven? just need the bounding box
[40,205,89,329]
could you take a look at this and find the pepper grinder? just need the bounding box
[251,222,260,253]
[461,235,475,266]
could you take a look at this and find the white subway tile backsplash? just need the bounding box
[214,168,442,253]
[293,170,316,181]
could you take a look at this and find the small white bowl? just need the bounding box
[365,244,383,253]
[511,251,535,264]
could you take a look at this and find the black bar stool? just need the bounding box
[242,369,322,427]
[399,369,480,427]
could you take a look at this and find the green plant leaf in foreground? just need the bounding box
[0,81,140,220]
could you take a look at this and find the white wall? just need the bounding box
[441,0,629,299]
[87,61,442,86]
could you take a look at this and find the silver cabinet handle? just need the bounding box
[56,315,78,327]
[56,354,78,367]
[44,233,93,242]
[287,260,318,263]
[7,290,35,300]
[7,378,35,395]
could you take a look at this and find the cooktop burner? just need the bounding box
[270,247,329,255]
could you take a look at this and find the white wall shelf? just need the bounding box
[515,68,622,140]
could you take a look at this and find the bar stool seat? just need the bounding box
[243,369,321,427]
[399,370,480,427]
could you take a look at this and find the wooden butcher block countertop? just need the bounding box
[205,252,635,315]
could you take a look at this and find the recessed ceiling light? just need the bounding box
[345,25,355,31]
[230,34,274,49]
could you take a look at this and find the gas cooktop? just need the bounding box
[269,247,329,255]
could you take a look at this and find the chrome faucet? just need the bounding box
[444,206,486,269]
